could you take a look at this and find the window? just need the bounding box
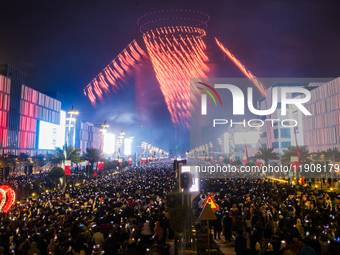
[281,142,291,148]
[260,132,267,138]
[274,129,279,139]
[272,142,279,148]
[261,144,267,148]
[280,129,291,138]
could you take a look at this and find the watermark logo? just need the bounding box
[197,82,222,115]
[198,83,312,116]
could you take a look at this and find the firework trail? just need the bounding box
[215,38,267,97]
[84,40,146,106]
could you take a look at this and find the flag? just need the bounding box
[64,165,71,176]
[245,138,249,158]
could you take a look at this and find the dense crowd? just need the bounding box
[1,164,340,255]
[199,178,340,255]
[0,165,175,255]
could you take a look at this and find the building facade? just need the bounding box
[257,84,312,155]
[303,77,340,152]
[68,120,101,154]
[0,65,62,155]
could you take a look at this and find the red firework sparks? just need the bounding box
[143,26,209,127]
[84,10,267,127]
[84,40,146,106]
[215,38,267,97]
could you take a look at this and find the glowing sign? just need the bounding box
[203,195,218,210]
[103,133,115,154]
[38,122,65,150]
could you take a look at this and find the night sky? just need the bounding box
[1,0,339,152]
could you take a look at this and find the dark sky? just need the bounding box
[0,0,339,152]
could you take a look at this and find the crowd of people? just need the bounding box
[0,165,175,255]
[199,178,340,255]
[0,164,340,255]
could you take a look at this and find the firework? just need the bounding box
[84,10,267,127]
[215,38,267,97]
[84,39,146,106]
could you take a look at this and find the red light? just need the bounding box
[0,185,16,213]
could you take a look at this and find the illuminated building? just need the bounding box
[0,64,63,155]
[303,77,340,152]
[67,120,101,154]
[256,81,326,155]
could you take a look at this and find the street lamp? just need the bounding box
[65,106,79,148]
[99,120,109,150]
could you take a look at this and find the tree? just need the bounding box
[254,148,279,177]
[245,161,255,167]
[281,146,310,165]
[231,159,242,166]
[0,154,17,176]
[281,146,310,179]
[48,166,65,188]
[32,154,46,173]
[84,148,103,177]
[322,148,340,187]
[53,145,81,163]
[17,153,30,175]
[223,157,230,165]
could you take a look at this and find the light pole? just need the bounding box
[99,120,109,150]
[218,138,223,163]
[64,106,78,183]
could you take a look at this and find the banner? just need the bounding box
[64,165,71,176]
[64,160,71,175]
[98,162,104,170]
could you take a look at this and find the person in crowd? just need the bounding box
[235,230,247,255]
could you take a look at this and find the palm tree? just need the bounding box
[53,145,81,164]
[281,146,310,165]
[254,148,279,176]
[281,146,310,180]
[84,148,103,178]
[255,148,280,166]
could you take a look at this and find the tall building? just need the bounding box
[303,77,340,152]
[257,83,316,155]
[67,120,101,154]
[0,65,63,155]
